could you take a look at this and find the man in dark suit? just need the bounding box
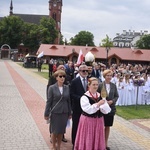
[37,58,43,72]
[91,62,101,82]
[70,64,88,147]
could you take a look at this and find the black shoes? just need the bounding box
[106,147,110,150]
[62,137,67,142]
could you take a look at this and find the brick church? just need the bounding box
[0,0,62,59]
[9,0,62,44]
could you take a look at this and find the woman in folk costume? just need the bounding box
[122,73,134,105]
[74,77,106,150]
[116,76,125,106]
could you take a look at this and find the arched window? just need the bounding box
[26,49,28,53]
[53,13,57,21]
[111,58,117,65]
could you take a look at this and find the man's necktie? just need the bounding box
[83,78,86,91]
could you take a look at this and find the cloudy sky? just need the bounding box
[1,0,150,46]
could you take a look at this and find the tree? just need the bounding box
[64,38,69,45]
[101,35,113,68]
[22,22,40,52]
[136,34,150,49]
[22,17,58,53]
[39,17,58,44]
[59,34,64,45]
[0,15,24,48]
[70,31,95,46]
[101,35,113,48]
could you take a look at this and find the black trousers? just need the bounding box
[71,112,81,145]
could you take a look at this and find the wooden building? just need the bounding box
[37,44,150,65]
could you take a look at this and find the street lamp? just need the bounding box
[106,46,110,68]
[105,35,111,69]
[72,48,76,63]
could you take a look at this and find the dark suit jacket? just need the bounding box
[70,76,86,114]
[97,81,119,115]
[44,83,71,117]
[91,69,101,79]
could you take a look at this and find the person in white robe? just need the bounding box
[116,76,125,106]
[123,73,134,105]
[142,74,150,105]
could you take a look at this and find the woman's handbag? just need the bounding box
[47,96,63,124]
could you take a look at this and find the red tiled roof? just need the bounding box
[37,44,150,62]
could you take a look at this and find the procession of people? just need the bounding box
[44,59,150,150]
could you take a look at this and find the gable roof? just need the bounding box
[37,44,150,62]
[13,14,49,24]
[0,14,49,24]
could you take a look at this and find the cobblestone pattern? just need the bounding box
[0,60,149,150]
[0,60,49,150]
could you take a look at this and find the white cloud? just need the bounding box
[1,0,150,46]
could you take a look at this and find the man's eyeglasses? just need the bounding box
[80,70,88,73]
[58,75,66,78]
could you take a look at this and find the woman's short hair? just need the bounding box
[103,69,113,78]
[53,70,66,78]
[57,65,65,70]
[88,77,98,86]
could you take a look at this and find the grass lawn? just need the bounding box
[42,64,49,70]
[116,105,150,120]
[17,62,49,79]
[35,71,49,79]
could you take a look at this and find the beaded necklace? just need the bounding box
[89,91,98,102]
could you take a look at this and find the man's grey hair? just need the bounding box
[79,65,88,71]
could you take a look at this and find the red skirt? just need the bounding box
[74,114,106,150]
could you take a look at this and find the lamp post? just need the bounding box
[106,46,110,69]
[72,48,76,63]
[105,35,111,69]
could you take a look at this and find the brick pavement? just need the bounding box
[0,59,149,150]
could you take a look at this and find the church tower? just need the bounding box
[9,0,13,15]
[49,0,62,44]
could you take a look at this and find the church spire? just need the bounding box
[10,0,13,15]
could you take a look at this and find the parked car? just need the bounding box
[23,55,37,68]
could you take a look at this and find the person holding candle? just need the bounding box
[97,70,119,150]
[74,77,106,150]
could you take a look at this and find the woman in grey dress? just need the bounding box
[44,70,72,150]
[97,69,119,150]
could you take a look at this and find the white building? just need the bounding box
[113,30,148,48]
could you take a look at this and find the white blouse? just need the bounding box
[106,84,110,94]
[80,91,101,114]
[59,87,63,94]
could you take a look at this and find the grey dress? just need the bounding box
[44,83,71,134]
[97,81,119,115]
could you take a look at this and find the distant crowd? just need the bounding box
[48,59,150,105]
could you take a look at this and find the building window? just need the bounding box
[19,49,22,53]
[53,13,57,20]
[26,49,28,53]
